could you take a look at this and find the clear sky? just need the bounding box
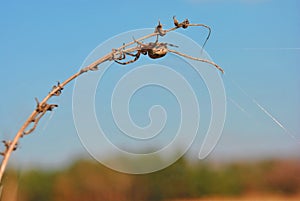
[0,0,299,169]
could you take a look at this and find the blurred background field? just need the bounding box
[2,157,300,201]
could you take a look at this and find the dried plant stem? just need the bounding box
[0,17,218,184]
[0,26,182,184]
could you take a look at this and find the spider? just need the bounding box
[113,40,178,63]
[112,17,224,73]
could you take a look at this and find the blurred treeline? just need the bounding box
[1,158,300,201]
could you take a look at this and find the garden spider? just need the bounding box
[112,17,224,73]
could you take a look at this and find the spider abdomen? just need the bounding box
[147,44,168,59]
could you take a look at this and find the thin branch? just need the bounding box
[0,17,220,184]
[0,21,167,183]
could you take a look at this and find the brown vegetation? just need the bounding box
[1,158,300,201]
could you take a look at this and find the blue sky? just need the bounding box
[0,0,299,169]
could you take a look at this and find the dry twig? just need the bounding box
[0,17,223,184]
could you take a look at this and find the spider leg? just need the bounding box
[124,51,138,57]
[165,43,179,48]
[168,49,224,73]
[114,51,141,65]
[155,35,159,43]
[113,43,137,62]
[112,48,126,61]
[132,37,144,47]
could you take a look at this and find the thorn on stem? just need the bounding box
[35,98,58,113]
[90,65,98,71]
[172,16,190,29]
[1,140,18,152]
[52,81,64,96]
[48,104,58,111]
[155,20,166,36]
[173,16,179,27]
